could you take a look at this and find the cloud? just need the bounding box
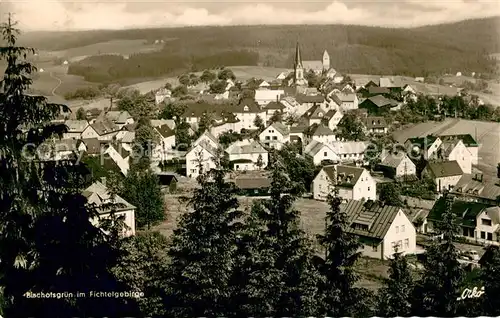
[1,0,499,31]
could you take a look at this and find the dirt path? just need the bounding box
[49,72,62,96]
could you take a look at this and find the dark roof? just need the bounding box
[427,197,492,227]
[322,165,365,188]
[296,94,325,104]
[310,124,335,136]
[368,87,391,95]
[362,95,398,108]
[91,117,119,135]
[236,98,262,113]
[452,175,500,202]
[406,135,438,149]
[122,122,138,132]
[329,94,342,105]
[289,125,308,134]
[439,134,478,147]
[105,143,130,158]
[156,124,175,138]
[364,116,388,129]
[81,138,109,155]
[234,177,271,189]
[324,109,339,119]
[425,161,463,178]
[343,200,402,241]
[302,105,327,120]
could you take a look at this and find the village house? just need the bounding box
[337,93,359,110]
[300,104,328,126]
[405,135,442,160]
[102,143,131,176]
[359,95,400,114]
[105,111,134,129]
[263,100,286,122]
[379,151,417,180]
[323,109,344,131]
[329,141,367,165]
[312,165,376,201]
[426,197,499,246]
[115,131,135,152]
[84,180,136,237]
[296,94,326,110]
[185,140,219,179]
[81,117,120,141]
[276,71,290,80]
[153,124,176,162]
[363,116,388,135]
[304,140,340,165]
[437,138,472,174]
[422,161,463,192]
[209,116,242,138]
[151,119,175,130]
[289,125,308,144]
[80,138,108,157]
[63,120,89,140]
[451,173,500,206]
[259,122,290,149]
[343,200,417,259]
[38,138,87,161]
[226,139,269,171]
[254,89,285,106]
[308,124,337,144]
[155,88,172,105]
[440,134,479,165]
[234,98,267,130]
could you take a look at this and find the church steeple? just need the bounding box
[294,41,303,69]
[293,41,305,85]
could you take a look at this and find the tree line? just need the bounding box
[67,50,259,84]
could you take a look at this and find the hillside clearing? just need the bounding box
[47,39,164,60]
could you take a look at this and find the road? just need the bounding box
[49,72,62,96]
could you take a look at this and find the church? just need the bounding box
[292,42,337,87]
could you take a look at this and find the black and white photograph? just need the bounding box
[0,0,499,317]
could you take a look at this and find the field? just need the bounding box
[154,193,389,290]
[43,39,164,61]
[29,63,96,97]
[394,118,500,176]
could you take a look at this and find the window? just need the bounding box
[272,136,278,140]
[236,165,240,169]
[265,136,270,140]
[481,219,492,226]
[398,240,402,248]
[324,151,327,156]
[368,187,371,191]
[487,232,493,241]
[481,231,486,239]
[372,244,378,252]
[243,106,249,111]
[401,225,405,233]
[404,238,409,249]
[396,226,399,233]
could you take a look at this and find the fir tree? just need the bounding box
[255,161,320,316]
[376,251,414,316]
[0,16,138,317]
[316,190,370,317]
[412,192,464,316]
[165,168,242,317]
[229,202,283,317]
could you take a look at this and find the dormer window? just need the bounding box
[243,105,249,111]
[319,112,323,117]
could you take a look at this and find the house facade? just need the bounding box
[344,200,417,259]
[440,134,479,165]
[304,141,340,165]
[84,180,136,237]
[259,122,290,149]
[329,141,367,164]
[63,120,89,140]
[226,139,269,171]
[312,165,376,201]
[423,161,463,192]
[185,142,218,179]
[379,152,417,179]
[438,139,472,174]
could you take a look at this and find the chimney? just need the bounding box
[100,177,106,186]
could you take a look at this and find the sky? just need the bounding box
[0,0,499,31]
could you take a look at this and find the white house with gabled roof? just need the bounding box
[254,89,284,106]
[312,165,376,202]
[304,140,339,165]
[343,200,417,259]
[259,122,290,149]
[226,139,268,171]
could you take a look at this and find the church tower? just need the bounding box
[294,41,306,86]
[322,50,330,71]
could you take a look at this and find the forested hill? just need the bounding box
[21,17,500,81]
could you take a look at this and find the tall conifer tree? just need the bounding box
[412,192,464,316]
[166,168,241,317]
[316,190,370,316]
[0,16,138,317]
